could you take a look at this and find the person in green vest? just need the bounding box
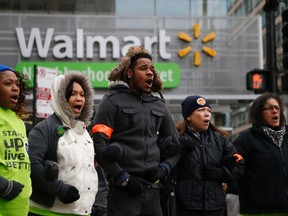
[0,64,32,216]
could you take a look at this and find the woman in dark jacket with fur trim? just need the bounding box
[233,93,288,216]
[174,95,244,216]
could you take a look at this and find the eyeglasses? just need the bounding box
[262,105,280,112]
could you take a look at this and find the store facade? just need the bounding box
[0,0,262,126]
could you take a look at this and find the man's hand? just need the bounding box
[124,176,143,196]
[143,166,167,183]
[114,171,143,196]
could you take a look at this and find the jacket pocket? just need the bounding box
[151,110,164,131]
[121,108,138,127]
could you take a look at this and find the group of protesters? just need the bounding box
[1,45,288,216]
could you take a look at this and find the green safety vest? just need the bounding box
[0,107,32,216]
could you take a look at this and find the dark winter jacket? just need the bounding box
[28,113,64,206]
[92,82,180,179]
[233,125,288,214]
[175,128,244,211]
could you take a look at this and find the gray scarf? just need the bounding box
[261,126,286,147]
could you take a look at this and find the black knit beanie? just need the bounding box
[181,95,210,119]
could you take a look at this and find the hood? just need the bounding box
[51,72,94,128]
[108,80,129,89]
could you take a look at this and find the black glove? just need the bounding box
[221,155,238,170]
[58,185,80,204]
[143,166,167,183]
[103,143,122,162]
[125,176,143,196]
[0,177,24,201]
[44,160,59,181]
[201,166,223,181]
[178,136,196,152]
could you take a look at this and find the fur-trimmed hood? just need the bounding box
[51,72,94,128]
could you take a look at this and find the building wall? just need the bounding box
[0,0,265,130]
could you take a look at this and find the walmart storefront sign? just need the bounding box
[15,62,180,88]
[16,28,171,59]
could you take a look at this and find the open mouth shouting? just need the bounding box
[145,78,153,89]
[203,119,210,126]
[10,94,19,104]
[71,104,84,116]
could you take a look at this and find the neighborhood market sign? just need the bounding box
[15,62,181,89]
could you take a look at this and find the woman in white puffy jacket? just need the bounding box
[28,72,98,216]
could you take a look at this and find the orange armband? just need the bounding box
[92,124,113,139]
[233,153,243,162]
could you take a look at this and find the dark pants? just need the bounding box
[177,208,225,216]
[107,186,163,216]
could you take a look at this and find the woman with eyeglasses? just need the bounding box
[233,93,288,216]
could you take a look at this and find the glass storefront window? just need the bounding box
[207,0,228,16]
[116,0,227,17]
[116,0,154,16]
[0,0,115,14]
[191,0,203,17]
[156,0,190,16]
[0,0,228,17]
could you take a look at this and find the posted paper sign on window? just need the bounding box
[36,66,58,118]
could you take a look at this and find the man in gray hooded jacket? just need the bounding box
[92,46,183,216]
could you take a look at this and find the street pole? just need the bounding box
[33,64,37,126]
[264,0,278,93]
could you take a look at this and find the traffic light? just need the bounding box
[246,69,270,93]
[282,7,288,69]
[277,71,288,93]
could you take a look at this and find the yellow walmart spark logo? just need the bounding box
[178,23,216,67]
